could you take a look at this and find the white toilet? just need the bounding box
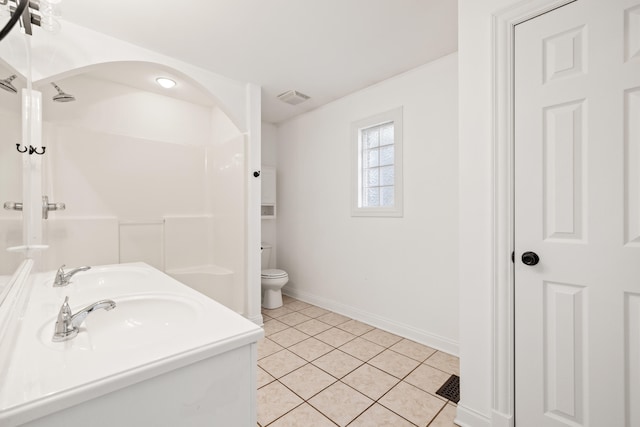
[261,243,289,309]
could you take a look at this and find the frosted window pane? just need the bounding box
[380,124,394,146]
[365,149,379,167]
[366,188,380,206]
[380,166,394,186]
[366,168,379,186]
[364,128,379,148]
[381,186,394,206]
[380,145,394,166]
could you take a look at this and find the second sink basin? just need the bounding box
[39,293,203,351]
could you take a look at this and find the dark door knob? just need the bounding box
[521,251,540,266]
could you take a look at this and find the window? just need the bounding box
[351,107,403,217]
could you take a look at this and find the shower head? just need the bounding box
[0,74,17,94]
[51,82,75,102]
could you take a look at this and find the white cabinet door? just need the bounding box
[514,1,640,426]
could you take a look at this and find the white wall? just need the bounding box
[276,53,459,353]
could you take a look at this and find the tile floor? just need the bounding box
[258,295,459,427]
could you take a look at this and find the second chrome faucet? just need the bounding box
[54,264,91,287]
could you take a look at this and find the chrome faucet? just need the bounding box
[52,296,116,342]
[54,264,91,287]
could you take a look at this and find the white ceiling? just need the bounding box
[56,1,457,123]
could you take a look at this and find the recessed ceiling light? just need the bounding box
[156,77,176,89]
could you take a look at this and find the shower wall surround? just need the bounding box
[0,20,262,318]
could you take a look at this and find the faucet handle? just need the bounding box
[53,264,66,287]
[53,296,77,341]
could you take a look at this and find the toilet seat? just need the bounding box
[261,268,288,279]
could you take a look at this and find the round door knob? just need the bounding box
[521,251,540,266]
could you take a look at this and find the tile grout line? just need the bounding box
[260,299,458,425]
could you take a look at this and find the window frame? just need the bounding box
[351,107,404,217]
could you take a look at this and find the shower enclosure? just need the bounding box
[0,19,263,322]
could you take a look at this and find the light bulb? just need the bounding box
[156,77,176,89]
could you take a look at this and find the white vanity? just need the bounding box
[0,262,263,426]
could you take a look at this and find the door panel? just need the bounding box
[515,1,640,426]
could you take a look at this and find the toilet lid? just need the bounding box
[262,268,288,278]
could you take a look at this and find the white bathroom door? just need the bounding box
[514,1,640,426]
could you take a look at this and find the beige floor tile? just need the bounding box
[342,364,400,400]
[263,319,290,336]
[361,328,403,347]
[269,327,309,348]
[268,403,335,427]
[288,337,334,361]
[404,364,451,397]
[429,403,458,427]
[299,305,330,318]
[349,403,415,427]
[308,382,373,426]
[279,363,337,400]
[258,338,285,359]
[259,349,308,378]
[278,311,313,326]
[257,381,303,426]
[379,382,445,426]
[339,337,385,362]
[312,349,363,379]
[315,327,357,348]
[390,338,437,362]
[284,300,312,311]
[281,294,295,303]
[262,306,294,319]
[295,319,333,336]
[316,311,351,326]
[336,319,375,336]
[368,349,420,379]
[257,366,276,389]
[424,351,460,375]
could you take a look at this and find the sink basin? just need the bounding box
[39,293,203,351]
[72,267,151,287]
[41,265,152,290]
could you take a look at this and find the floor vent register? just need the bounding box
[435,374,460,403]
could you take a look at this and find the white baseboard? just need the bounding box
[454,404,492,427]
[491,410,513,427]
[283,288,459,356]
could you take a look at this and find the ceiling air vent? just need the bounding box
[277,90,310,105]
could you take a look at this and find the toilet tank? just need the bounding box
[261,243,272,269]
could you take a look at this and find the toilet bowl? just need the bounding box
[261,243,288,309]
[261,268,289,309]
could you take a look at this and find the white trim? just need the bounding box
[490,0,577,424]
[455,404,493,427]
[350,106,404,217]
[245,83,263,326]
[283,288,458,356]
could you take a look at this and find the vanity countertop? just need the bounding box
[0,262,263,426]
